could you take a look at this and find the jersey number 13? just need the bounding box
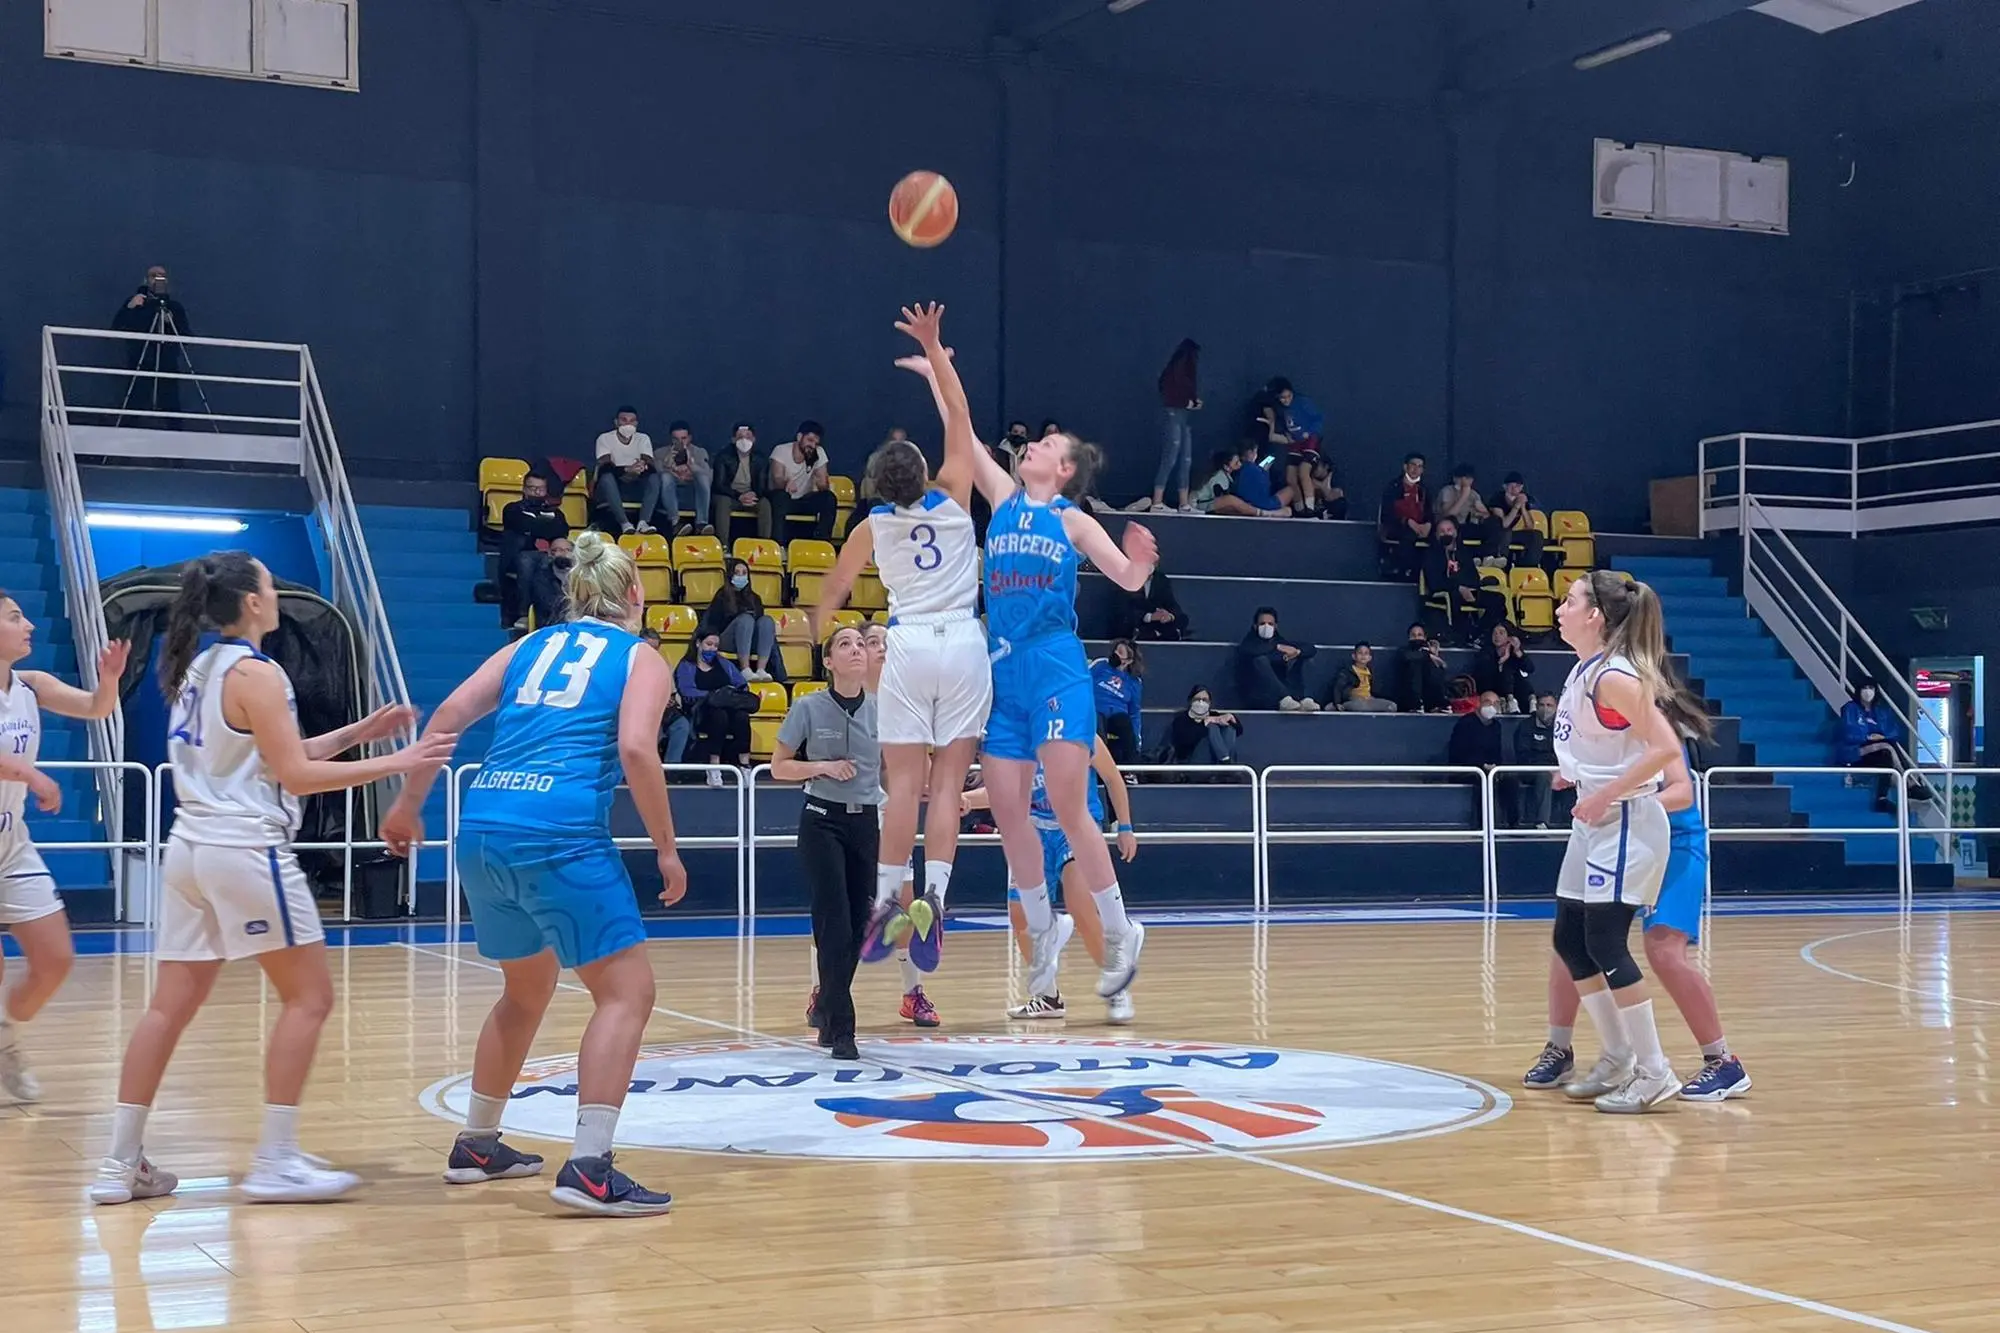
[515,631,609,710]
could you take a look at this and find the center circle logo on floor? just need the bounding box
[419,1035,1509,1161]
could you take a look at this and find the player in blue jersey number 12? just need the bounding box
[897,303,1157,1004]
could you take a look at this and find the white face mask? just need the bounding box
[1478,704,1498,721]
[1860,688,1877,705]
[1189,699,1211,718]
[1256,624,1276,640]
[616,423,636,441]
[735,437,754,452]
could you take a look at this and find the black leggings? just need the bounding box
[1552,898,1644,990]
[798,800,879,1042]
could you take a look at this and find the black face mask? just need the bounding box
[550,556,573,571]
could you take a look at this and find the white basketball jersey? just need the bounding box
[1554,652,1661,798]
[0,673,42,830]
[870,491,979,619]
[168,641,302,847]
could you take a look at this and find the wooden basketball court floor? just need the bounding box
[5,907,1999,1333]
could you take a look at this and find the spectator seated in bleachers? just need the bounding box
[640,628,692,763]
[1434,463,1506,565]
[659,420,714,538]
[1474,622,1536,714]
[1489,471,1543,569]
[593,405,663,535]
[714,422,774,541]
[1305,453,1348,520]
[1841,678,1926,813]
[1378,451,1433,579]
[676,630,755,782]
[1191,449,1237,515]
[497,470,570,630]
[1260,377,1328,516]
[1449,690,1519,824]
[1114,564,1188,642]
[1092,639,1145,764]
[1516,691,1560,829]
[700,558,786,684]
[1168,684,1242,767]
[1329,642,1397,713]
[1397,621,1450,714]
[768,420,838,541]
[1423,516,1507,642]
[1236,606,1318,712]
[1214,437,1293,518]
[520,536,572,629]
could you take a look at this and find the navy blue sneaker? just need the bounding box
[906,890,944,973]
[442,1134,545,1184]
[1522,1042,1574,1090]
[1679,1055,1752,1102]
[549,1153,673,1217]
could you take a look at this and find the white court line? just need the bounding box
[402,942,1932,1333]
[1800,925,2000,1008]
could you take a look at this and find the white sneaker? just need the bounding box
[1097,921,1145,999]
[634,522,658,535]
[746,669,773,683]
[1124,497,1155,513]
[91,1155,179,1206]
[240,1149,362,1203]
[705,768,724,788]
[1006,994,1067,1020]
[1176,503,1196,515]
[1297,698,1322,713]
[1026,917,1065,990]
[1278,697,1302,713]
[0,1041,42,1104]
[1562,1052,1636,1101]
[1105,991,1135,1025]
[1596,1066,1680,1115]
[1028,913,1075,997]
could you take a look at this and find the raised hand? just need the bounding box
[398,730,460,774]
[895,301,946,349]
[1120,521,1158,573]
[97,639,132,686]
[354,703,419,744]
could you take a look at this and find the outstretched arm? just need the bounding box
[387,640,519,814]
[231,659,456,797]
[812,515,873,638]
[22,639,131,720]
[896,303,1012,508]
[1062,509,1157,592]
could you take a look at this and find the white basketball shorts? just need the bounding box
[1557,795,1671,908]
[158,836,325,962]
[877,616,992,747]
[0,833,61,926]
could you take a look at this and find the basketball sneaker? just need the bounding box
[1105,991,1135,1025]
[1678,1055,1751,1102]
[805,986,823,1031]
[89,1155,179,1206]
[906,890,945,973]
[549,1153,673,1217]
[859,901,912,965]
[1561,1052,1635,1101]
[1596,1066,1681,1115]
[0,1040,40,1104]
[1007,993,1066,1020]
[442,1134,545,1184]
[1521,1043,1574,1090]
[1097,920,1146,999]
[900,987,940,1028]
[241,1149,362,1203]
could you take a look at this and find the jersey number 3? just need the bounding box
[910,523,942,572]
[515,631,609,710]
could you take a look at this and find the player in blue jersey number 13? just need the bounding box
[383,532,688,1217]
[897,302,1157,1004]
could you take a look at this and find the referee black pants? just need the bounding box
[799,799,879,1042]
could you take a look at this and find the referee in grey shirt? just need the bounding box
[770,624,880,1061]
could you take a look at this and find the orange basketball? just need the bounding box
[889,170,959,248]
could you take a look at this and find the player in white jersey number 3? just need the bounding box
[814,331,990,977]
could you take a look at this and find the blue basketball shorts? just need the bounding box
[1642,829,1708,944]
[985,633,1096,763]
[457,829,646,971]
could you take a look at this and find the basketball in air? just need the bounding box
[889,170,959,248]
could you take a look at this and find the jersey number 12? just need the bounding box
[515,631,609,710]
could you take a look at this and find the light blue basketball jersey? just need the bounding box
[1029,752,1105,830]
[461,619,643,836]
[984,491,1080,645]
[1670,739,1707,837]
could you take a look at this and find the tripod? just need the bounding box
[117,300,218,431]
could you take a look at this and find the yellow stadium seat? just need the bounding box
[750,681,789,713]
[747,681,790,759]
[479,458,530,529]
[561,471,590,529]
[828,475,857,539]
[1511,567,1555,631]
[1550,510,1593,569]
[732,538,786,605]
[791,680,828,702]
[673,535,727,605]
[869,609,890,626]
[823,609,864,641]
[774,608,815,679]
[788,540,838,606]
[1480,567,1508,602]
[1552,568,1588,603]
[645,604,698,642]
[1415,568,1450,617]
[849,562,888,612]
[1528,508,1550,539]
[622,534,672,603]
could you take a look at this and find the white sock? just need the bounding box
[0,1013,16,1051]
[1090,882,1132,936]
[1577,989,1632,1061]
[1016,882,1053,934]
[1621,998,1668,1078]
[572,1103,620,1161]
[874,864,904,909]
[463,1091,506,1139]
[923,859,953,909]
[1700,1037,1730,1060]
[808,946,820,986]
[896,948,922,992]
[1548,1024,1574,1051]
[109,1102,150,1164]
[257,1103,299,1159]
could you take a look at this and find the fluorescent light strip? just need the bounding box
[1574,29,1673,70]
[86,512,248,534]
[1106,0,1153,13]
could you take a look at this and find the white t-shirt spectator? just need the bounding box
[596,428,654,470]
[769,441,828,499]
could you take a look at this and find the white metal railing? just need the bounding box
[1262,765,1496,912]
[39,330,125,882]
[1703,765,1913,907]
[1699,418,2000,536]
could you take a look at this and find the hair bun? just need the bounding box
[572,529,612,565]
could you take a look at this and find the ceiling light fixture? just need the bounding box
[1106,0,1154,14]
[1573,29,1673,70]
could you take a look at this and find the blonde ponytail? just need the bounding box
[1589,571,1713,742]
[565,530,642,626]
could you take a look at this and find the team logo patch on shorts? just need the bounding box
[1587,874,1607,888]
[419,1035,1509,1161]
[245,920,270,935]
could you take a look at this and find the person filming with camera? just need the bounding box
[111,265,195,427]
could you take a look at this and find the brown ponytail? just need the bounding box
[1587,571,1713,743]
[160,552,263,697]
